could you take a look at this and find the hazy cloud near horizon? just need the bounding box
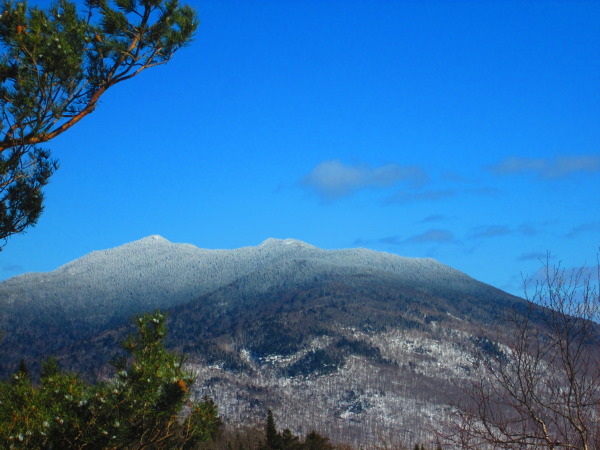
[489,155,600,179]
[301,160,428,200]
[2,264,23,273]
[354,229,456,247]
[518,252,550,262]
[565,222,600,239]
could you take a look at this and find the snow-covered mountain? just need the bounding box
[0,235,499,326]
[0,235,529,446]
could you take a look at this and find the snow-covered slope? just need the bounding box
[0,235,531,447]
[0,235,488,326]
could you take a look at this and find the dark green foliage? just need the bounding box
[285,349,344,378]
[259,410,331,450]
[0,145,56,246]
[247,319,303,358]
[201,425,265,449]
[0,0,197,245]
[280,428,301,449]
[335,337,375,357]
[469,335,507,362]
[16,359,28,380]
[303,431,334,450]
[40,357,60,379]
[265,409,280,449]
[334,337,392,365]
[0,311,221,448]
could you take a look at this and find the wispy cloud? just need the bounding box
[386,185,498,204]
[517,224,538,236]
[489,155,600,179]
[518,251,550,262]
[379,236,403,246]
[2,264,23,273]
[565,222,600,238]
[467,186,500,196]
[441,171,470,183]
[420,214,447,223]
[471,223,540,239]
[406,229,455,244]
[471,225,512,239]
[301,160,427,200]
[355,228,456,247]
[386,189,455,204]
[523,264,599,292]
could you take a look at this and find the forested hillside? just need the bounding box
[0,236,542,446]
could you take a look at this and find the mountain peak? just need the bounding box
[258,238,316,249]
[137,235,170,244]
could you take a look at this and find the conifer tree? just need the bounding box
[0,310,221,448]
[265,409,281,450]
[16,359,28,380]
[0,0,198,246]
[280,428,300,449]
[302,431,334,450]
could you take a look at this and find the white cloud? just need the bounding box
[489,154,600,179]
[301,160,427,200]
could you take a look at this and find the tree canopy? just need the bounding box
[0,0,198,246]
[0,311,221,448]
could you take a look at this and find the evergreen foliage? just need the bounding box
[0,311,221,448]
[264,409,280,449]
[259,410,334,450]
[279,428,301,449]
[0,0,198,245]
[302,431,334,450]
[285,349,344,378]
[0,144,56,247]
[0,237,552,444]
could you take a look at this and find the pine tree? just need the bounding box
[303,431,334,450]
[280,428,301,449]
[265,409,281,450]
[0,310,221,448]
[16,359,28,380]
[0,0,198,246]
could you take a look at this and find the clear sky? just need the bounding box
[1,0,599,296]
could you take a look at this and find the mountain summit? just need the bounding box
[0,235,490,324]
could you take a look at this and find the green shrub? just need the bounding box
[0,311,221,449]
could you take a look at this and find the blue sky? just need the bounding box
[1,0,599,296]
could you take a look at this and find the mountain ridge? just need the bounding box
[0,235,529,446]
[1,235,482,307]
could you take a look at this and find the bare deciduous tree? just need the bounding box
[444,256,600,449]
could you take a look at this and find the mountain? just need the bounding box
[0,235,533,446]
